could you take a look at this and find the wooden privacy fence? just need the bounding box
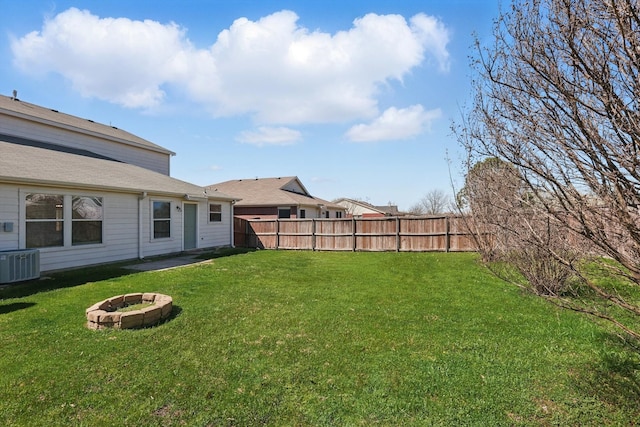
[234,216,477,252]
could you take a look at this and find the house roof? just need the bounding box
[334,198,389,215]
[334,198,401,216]
[0,94,174,156]
[373,204,400,215]
[0,140,236,201]
[207,176,342,209]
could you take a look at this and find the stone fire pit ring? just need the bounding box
[86,293,173,330]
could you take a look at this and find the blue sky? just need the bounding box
[0,0,499,210]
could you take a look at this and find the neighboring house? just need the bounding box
[334,198,401,218]
[207,176,345,219]
[0,94,237,273]
[375,203,402,216]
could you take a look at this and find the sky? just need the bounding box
[0,0,500,211]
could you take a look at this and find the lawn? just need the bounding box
[0,250,639,426]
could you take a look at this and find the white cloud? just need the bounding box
[345,105,442,142]
[410,13,451,72]
[236,126,302,146]
[11,8,450,123]
[11,8,191,108]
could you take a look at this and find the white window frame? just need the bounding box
[152,200,172,240]
[71,195,104,246]
[23,191,104,249]
[209,203,222,223]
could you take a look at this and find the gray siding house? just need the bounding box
[0,94,236,273]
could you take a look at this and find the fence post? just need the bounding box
[244,218,249,248]
[445,216,450,253]
[276,219,280,250]
[312,219,316,251]
[396,217,401,252]
[246,219,253,248]
[352,217,357,251]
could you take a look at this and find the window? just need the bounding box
[26,194,63,248]
[25,193,103,248]
[325,211,330,219]
[72,196,103,245]
[209,204,222,222]
[336,211,343,218]
[153,201,171,239]
[278,207,291,219]
[300,209,306,219]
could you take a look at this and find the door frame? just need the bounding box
[182,203,198,250]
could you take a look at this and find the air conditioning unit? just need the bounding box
[0,249,40,284]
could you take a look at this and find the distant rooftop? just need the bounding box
[208,176,343,209]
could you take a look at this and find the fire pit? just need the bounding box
[86,293,173,329]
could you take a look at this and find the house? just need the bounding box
[207,176,345,219]
[334,198,401,218]
[0,94,237,273]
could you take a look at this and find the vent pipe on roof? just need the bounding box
[11,89,18,100]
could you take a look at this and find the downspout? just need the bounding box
[230,200,236,248]
[138,192,147,259]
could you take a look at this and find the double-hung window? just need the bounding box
[153,201,171,239]
[72,196,103,245]
[209,204,222,222]
[25,194,64,248]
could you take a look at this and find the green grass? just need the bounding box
[116,302,154,312]
[0,251,639,426]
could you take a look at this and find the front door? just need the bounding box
[183,204,197,250]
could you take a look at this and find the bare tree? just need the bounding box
[406,203,425,216]
[410,189,451,216]
[457,0,640,339]
[460,157,582,295]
